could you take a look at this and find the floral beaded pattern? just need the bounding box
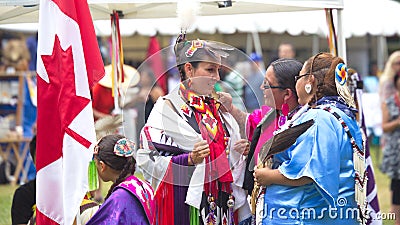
[113,138,135,157]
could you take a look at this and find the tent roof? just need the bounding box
[1,0,398,38]
[93,0,397,38]
[0,0,343,25]
[187,0,400,38]
[7,0,399,38]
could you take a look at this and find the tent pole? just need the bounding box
[377,35,387,72]
[312,35,319,55]
[336,9,347,63]
[246,33,253,55]
[251,32,265,71]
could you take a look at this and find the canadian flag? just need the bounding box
[36,0,104,224]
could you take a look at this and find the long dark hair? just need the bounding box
[96,134,136,200]
[270,58,303,97]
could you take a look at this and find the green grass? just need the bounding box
[369,144,395,225]
[0,184,18,225]
[0,147,395,225]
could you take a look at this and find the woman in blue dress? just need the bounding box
[254,52,366,225]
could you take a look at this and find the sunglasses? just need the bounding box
[294,73,311,82]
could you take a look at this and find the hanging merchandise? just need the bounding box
[110,10,125,114]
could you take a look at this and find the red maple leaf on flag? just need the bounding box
[37,35,91,170]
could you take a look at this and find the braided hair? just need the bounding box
[95,134,136,200]
[302,52,341,105]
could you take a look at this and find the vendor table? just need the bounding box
[0,137,31,185]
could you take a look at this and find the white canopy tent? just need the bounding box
[0,0,347,59]
[1,0,398,62]
[0,0,343,24]
[2,0,398,38]
[1,0,398,39]
[2,0,397,38]
[89,0,400,38]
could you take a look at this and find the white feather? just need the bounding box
[177,0,200,31]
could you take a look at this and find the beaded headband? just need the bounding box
[174,39,233,66]
[113,138,135,157]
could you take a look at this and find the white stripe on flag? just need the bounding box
[62,134,92,224]
[37,158,64,224]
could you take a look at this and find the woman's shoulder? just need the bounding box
[298,107,330,121]
[110,186,132,198]
[312,105,361,135]
[299,106,350,129]
[146,92,178,120]
[107,186,143,207]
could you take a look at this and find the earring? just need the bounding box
[305,83,312,94]
[278,102,289,127]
